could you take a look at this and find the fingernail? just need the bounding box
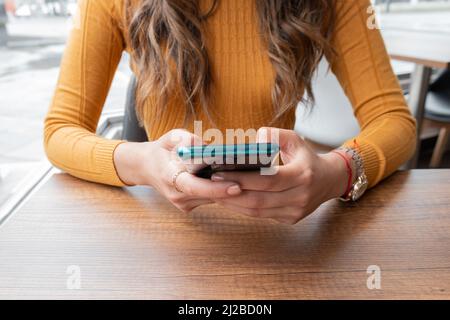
[211,173,224,181]
[227,185,241,196]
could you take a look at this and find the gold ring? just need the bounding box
[172,169,187,193]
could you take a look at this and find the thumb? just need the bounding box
[257,127,304,155]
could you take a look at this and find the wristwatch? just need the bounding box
[338,147,369,202]
[340,172,368,202]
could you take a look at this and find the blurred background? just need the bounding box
[0,0,132,166]
[1,0,450,213]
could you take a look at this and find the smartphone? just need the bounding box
[177,143,280,178]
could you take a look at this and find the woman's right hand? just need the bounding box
[113,129,242,212]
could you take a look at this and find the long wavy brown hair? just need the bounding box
[126,0,335,125]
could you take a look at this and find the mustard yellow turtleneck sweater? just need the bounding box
[44,0,416,188]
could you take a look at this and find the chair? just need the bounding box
[122,75,148,142]
[423,70,450,167]
[296,58,418,160]
[295,59,360,151]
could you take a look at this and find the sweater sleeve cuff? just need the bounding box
[95,140,127,187]
[342,138,386,188]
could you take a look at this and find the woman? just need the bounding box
[44,0,416,224]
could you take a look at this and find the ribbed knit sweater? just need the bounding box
[44,0,416,188]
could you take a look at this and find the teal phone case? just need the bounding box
[177,143,280,178]
[177,143,279,160]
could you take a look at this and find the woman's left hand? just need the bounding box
[212,128,353,225]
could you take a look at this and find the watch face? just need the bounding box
[352,176,368,201]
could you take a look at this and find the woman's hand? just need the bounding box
[114,129,242,213]
[212,128,353,225]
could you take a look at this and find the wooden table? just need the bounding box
[384,30,450,167]
[0,170,450,299]
[0,162,52,224]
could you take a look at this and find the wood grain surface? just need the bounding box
[0,170,450,299]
